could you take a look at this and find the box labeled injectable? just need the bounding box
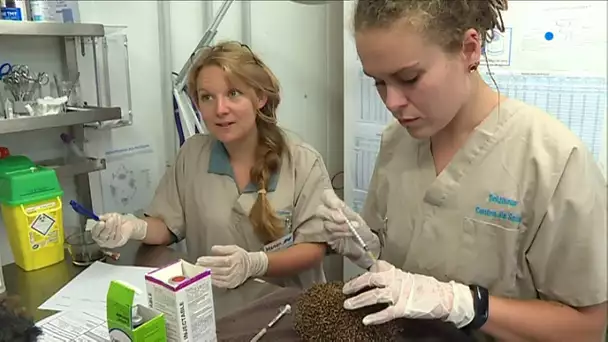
[145,260,217,342]
[106,280,167,342]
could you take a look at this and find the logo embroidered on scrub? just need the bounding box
[475,193,522,223]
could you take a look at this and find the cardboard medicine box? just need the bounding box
[145,259,217,342]
[106,280,167,342]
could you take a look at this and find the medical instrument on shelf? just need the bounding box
[2,64,49,102]
[249,304,292,342]
[53,72,80,104]
[69,200,100,221]
[339,209,377,268]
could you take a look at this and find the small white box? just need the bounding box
[145,260,217,342]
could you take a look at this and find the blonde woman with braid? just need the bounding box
[316,0,607,340]
[92,41,331,290]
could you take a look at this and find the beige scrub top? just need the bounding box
[145,134,332,289]
[363,98,607,310]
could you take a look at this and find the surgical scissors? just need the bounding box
[1,64,50,101]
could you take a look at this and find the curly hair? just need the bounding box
[0,296,42,342]
[353,0,508,51]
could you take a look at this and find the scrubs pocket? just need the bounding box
[458,217,520,293]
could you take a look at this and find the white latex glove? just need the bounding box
[196,245,268,289]
[91,213,147,249]
[343,260,475,328]
[315,189,380,270]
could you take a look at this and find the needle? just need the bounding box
[250,304,291,342]
[338,209,377,267]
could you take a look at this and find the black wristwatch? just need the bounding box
[464,284,489,330]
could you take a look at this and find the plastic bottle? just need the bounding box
[29,0,57,22]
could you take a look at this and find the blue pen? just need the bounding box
[69,200,100,221]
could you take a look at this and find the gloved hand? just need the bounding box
[315,189,380,270]
[196,245,268,289]
[343,260,475,328]
[91,213,147,249]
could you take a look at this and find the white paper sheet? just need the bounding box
[482,72,606,161]
[100,143,160,215]
[39,261,156,318]
[498,1,607,74]
[36,310,110,342]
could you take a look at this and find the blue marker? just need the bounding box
[544,32,554,41]
[69,200,100,221]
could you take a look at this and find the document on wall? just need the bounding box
[39,262,155,318]
[100,143,161,215]
[491,1,607,74]
[482,1,607,164]
[36,310,110,342]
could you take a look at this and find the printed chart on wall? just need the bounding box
[343,0,608,211]
[100,143,160,214]
[482,1,607,167]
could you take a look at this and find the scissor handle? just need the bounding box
[0,63,11,77]
[37,73,50,85]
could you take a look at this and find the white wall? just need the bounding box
[167,0,344,178]
[0,0,344,267]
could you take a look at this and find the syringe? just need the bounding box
[250,304,291,342]
[338,209,377,268]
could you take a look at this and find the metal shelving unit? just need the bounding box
[1,21,123,227]
[0,106,121,134]
[38,157,107,178]
[0,21,104,37]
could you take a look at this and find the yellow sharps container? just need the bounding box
[0,155,65,271]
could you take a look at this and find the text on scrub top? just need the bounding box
[475,193,522,223]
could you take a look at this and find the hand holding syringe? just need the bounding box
[338,208,378,270]
[316,189,380,271]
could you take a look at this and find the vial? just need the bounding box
[132,307,143,329]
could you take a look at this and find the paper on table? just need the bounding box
[36,310,110,342]
[39,261,156,317]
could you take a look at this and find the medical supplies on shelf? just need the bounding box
[0,0,78,22]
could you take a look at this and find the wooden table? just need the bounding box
[1,241,281,322]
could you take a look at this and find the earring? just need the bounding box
[469,62,480,73]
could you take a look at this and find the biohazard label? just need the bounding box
[30,213,55,236]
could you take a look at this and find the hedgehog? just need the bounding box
[0,295,42,342]
[293,281,403,342]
